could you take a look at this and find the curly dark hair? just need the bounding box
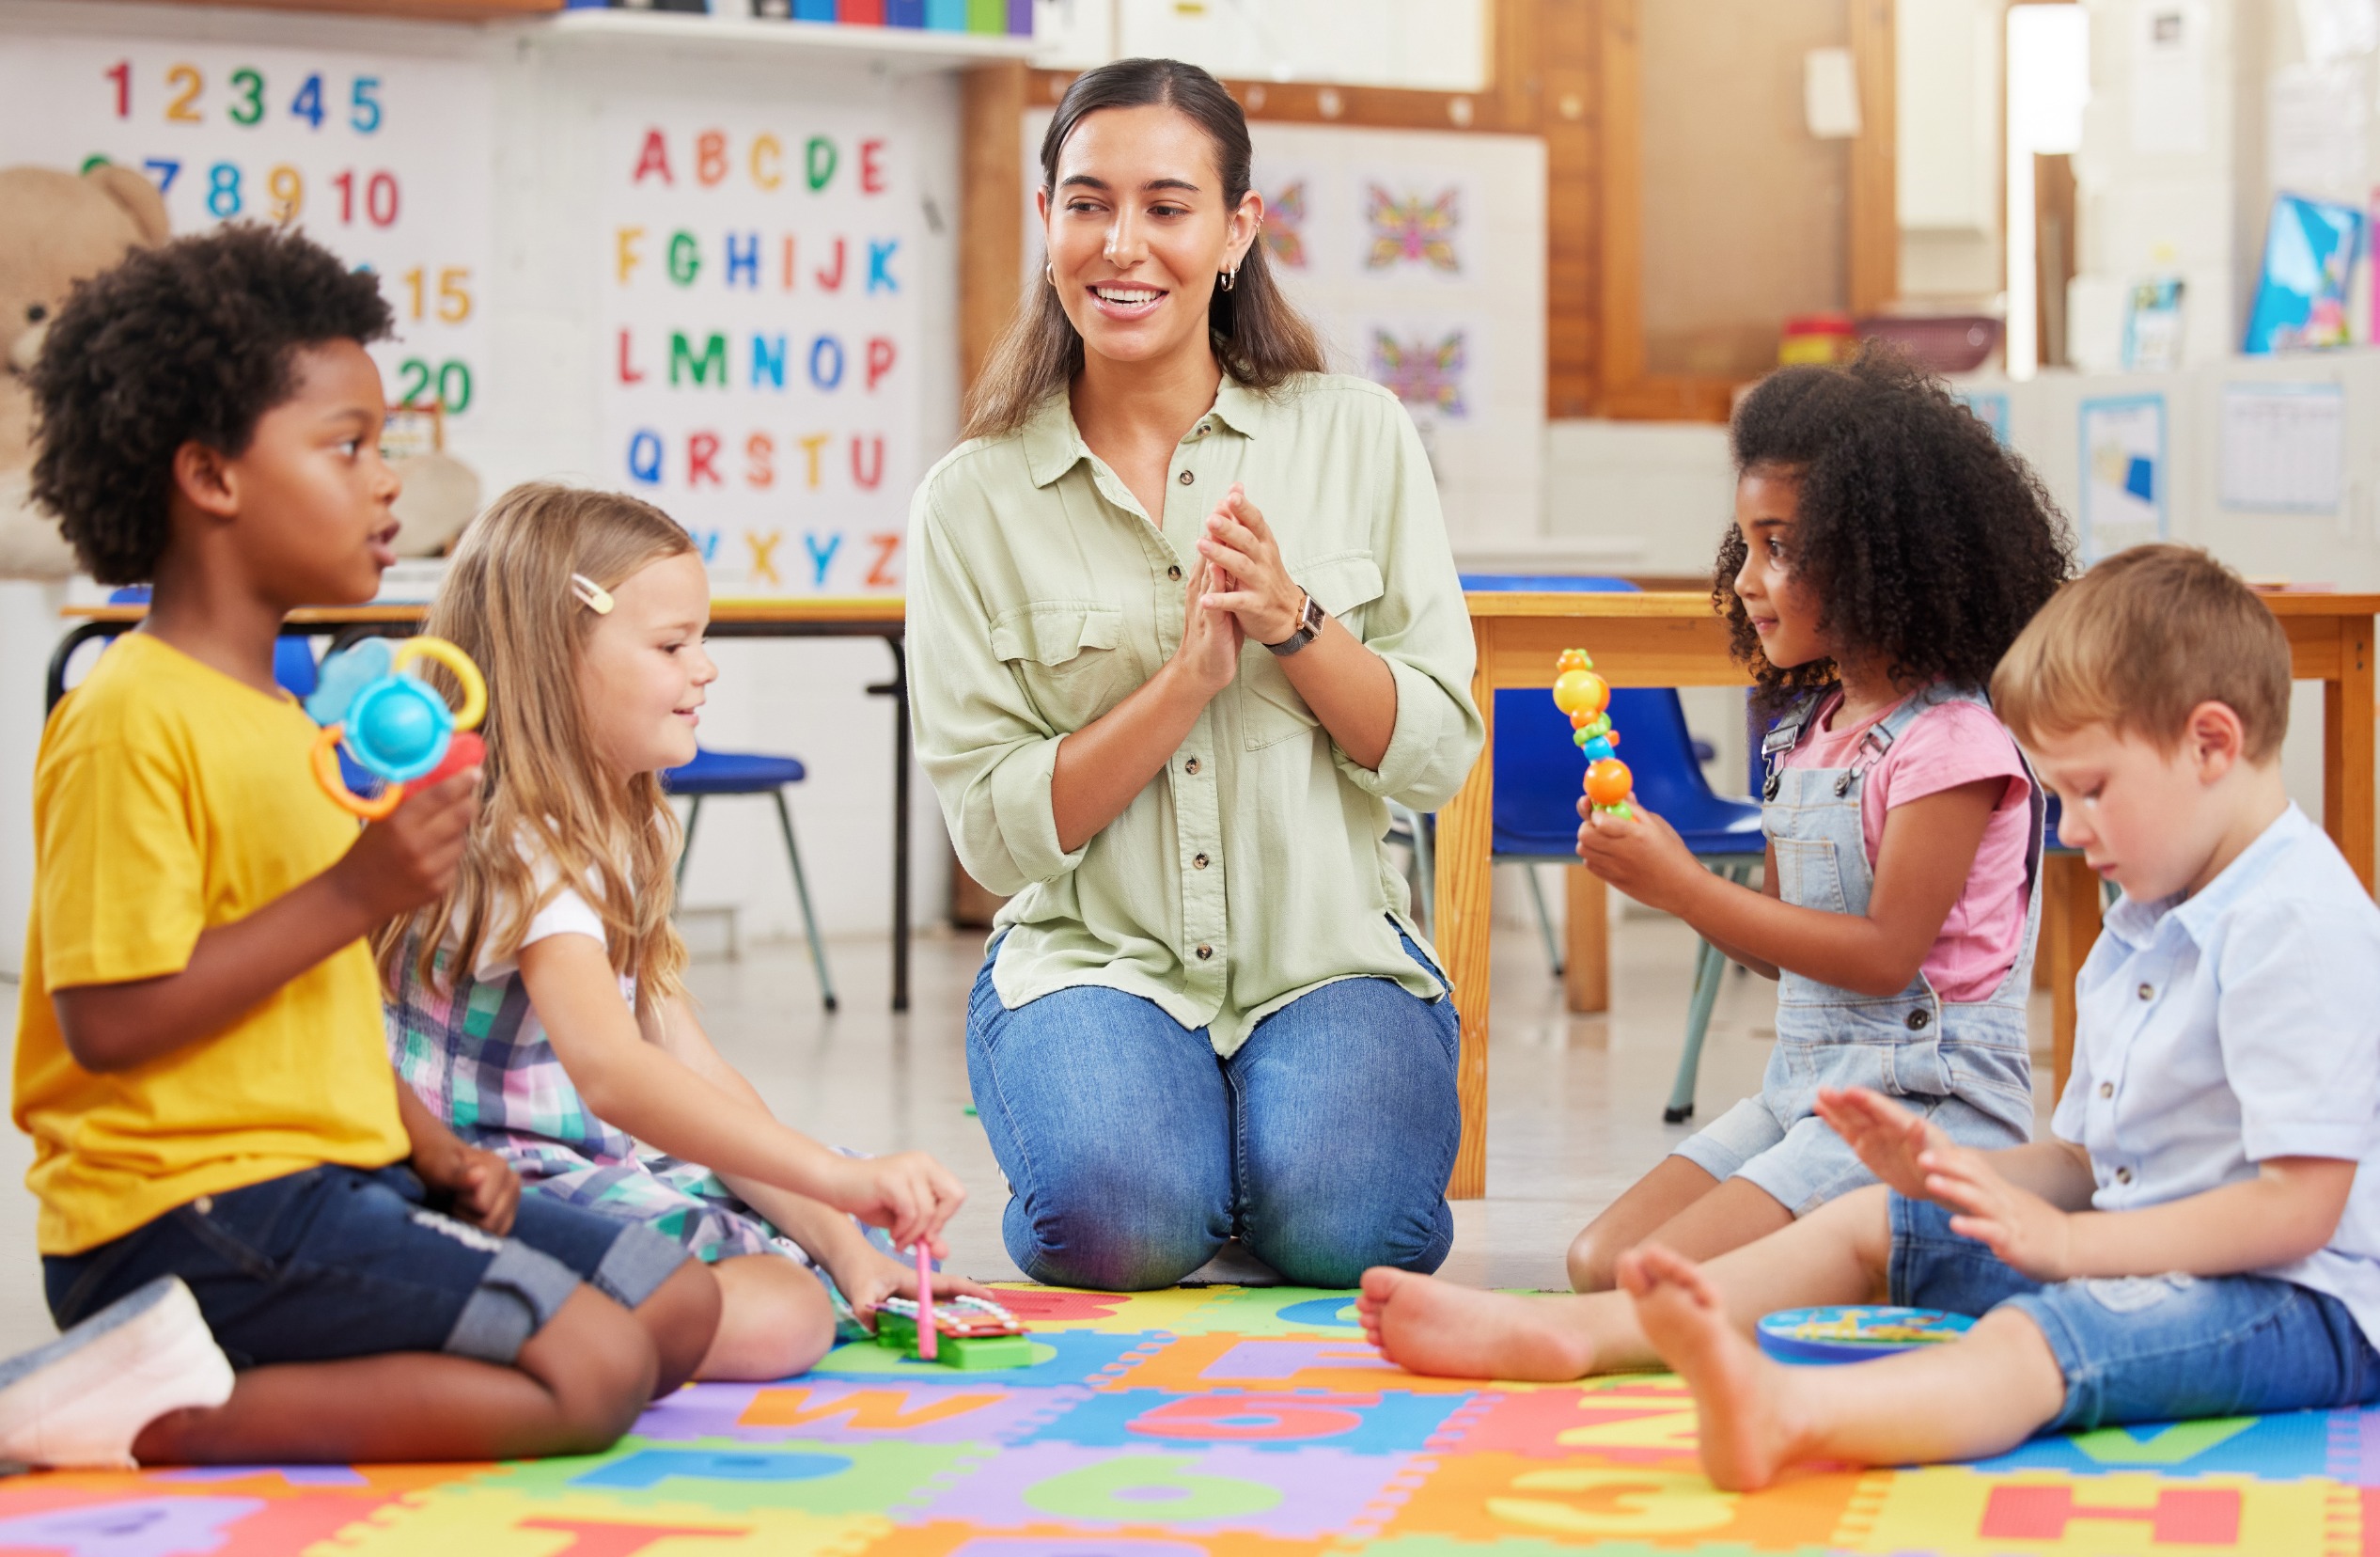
[28,223,393,584]
[1715,346,2075,715]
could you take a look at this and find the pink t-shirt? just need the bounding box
[1782,691,2033,1002]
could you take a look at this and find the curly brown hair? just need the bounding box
[28,223,392,584]
[1715,347,2075,715]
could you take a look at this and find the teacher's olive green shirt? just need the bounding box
[907,372,1484,1056]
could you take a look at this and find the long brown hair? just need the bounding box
[963,57,1326,441]
[375,482,696,1015]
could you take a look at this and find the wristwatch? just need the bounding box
[1264,590,1327,656]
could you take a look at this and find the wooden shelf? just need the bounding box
[100,0,561,17]
[529,8,1035,70]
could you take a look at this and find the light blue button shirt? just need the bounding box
[2053,804,2380,1345]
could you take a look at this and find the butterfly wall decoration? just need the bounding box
[1370,329,1468,417]
[1366,184,1462,274]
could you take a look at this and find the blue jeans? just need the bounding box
[1890,1194,2380,1432]
[966,927,1462,1290]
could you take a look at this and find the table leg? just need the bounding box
[868,635,912,1014]
[2325,618,2374,893]
[2041,854,2103,1097]
[1564,866,1609,1013]
[1435,641,1495,1200]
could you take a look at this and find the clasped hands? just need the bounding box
[1172,483,1304,695]
[1816,1085,2078,1282]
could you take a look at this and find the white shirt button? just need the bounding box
[1178,469,1196,485]
[2099,1081,2114,1098]
[1193,853,1209,870]
[1196,945,1213,960]
[2137,983,2154,1000]
[1184,758,1201,775]
[2116,1167,2134,1184]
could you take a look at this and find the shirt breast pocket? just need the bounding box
[990,602,1136,731]
[1239,550,1386,752]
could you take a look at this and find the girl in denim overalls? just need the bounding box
[1562,350,2075,1292]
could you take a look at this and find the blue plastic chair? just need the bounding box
[663,747,838,1013]
[1457,574,1765,1123]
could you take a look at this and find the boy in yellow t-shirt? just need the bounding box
[1,227,720,1468]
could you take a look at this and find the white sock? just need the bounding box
[0,1276,234,1468]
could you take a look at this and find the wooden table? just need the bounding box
[50,597,920,1010]
[1433,590,2379,1201]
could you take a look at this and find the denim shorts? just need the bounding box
[42,1164,688,1369]
[1888,1193,2380,1433]
[1676,1090,2029,1217]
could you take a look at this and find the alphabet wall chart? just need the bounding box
[603,106,921,598]
[0,35,493,465]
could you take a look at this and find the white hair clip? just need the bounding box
[570,573,615,615]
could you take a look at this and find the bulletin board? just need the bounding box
[603,106,923,597]
[0,33,493,465]
[1017,112,1545,548]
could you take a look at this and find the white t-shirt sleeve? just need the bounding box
[464,845,613,984]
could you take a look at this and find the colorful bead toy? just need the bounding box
[1553,648,1632,818]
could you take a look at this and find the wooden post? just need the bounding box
[1564,866,1609,1013]
[1435,626,1497,1200]
[960,62,1029,399]
[1847,0,1899,315]
[2040,854,2103,1095]
[2325,614,2375,893]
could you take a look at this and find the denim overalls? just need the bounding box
[1673,684,2043,1215]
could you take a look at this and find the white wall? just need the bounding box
[0,1,964,966]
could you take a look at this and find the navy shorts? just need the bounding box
[1889,1193,2380,1433]
[42,1164,688,1369]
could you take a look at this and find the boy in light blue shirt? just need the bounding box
[1357,543,2380,1489]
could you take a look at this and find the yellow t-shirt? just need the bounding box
[13,632,408,1255]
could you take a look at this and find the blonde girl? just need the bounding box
[380,483,976,1382]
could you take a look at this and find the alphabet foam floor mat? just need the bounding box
[3,1284,2372,1555]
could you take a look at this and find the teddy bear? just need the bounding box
[0,163,172,579]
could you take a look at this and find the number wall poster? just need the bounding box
[0,38,493,463]
[603,108,920,598]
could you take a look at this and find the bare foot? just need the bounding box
[1355,1267,1597,1382]
[1618,1244,1807,1491]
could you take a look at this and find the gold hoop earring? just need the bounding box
[1044,262,1056,287]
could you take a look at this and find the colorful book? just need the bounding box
[841,0,886,21]
[794,0,836,18]
[966,0,1004,31]
[886,0,924,23]
[925,0,967,30]
[1008,0,1032,32]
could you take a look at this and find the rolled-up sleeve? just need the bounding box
[906,480,1088,896]
[1328,403,1483,811]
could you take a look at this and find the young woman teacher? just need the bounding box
[908,58,1483,1291]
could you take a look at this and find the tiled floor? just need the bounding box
[0,912,2055,1358]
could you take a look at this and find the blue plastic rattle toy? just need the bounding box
[305,637,486,820]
